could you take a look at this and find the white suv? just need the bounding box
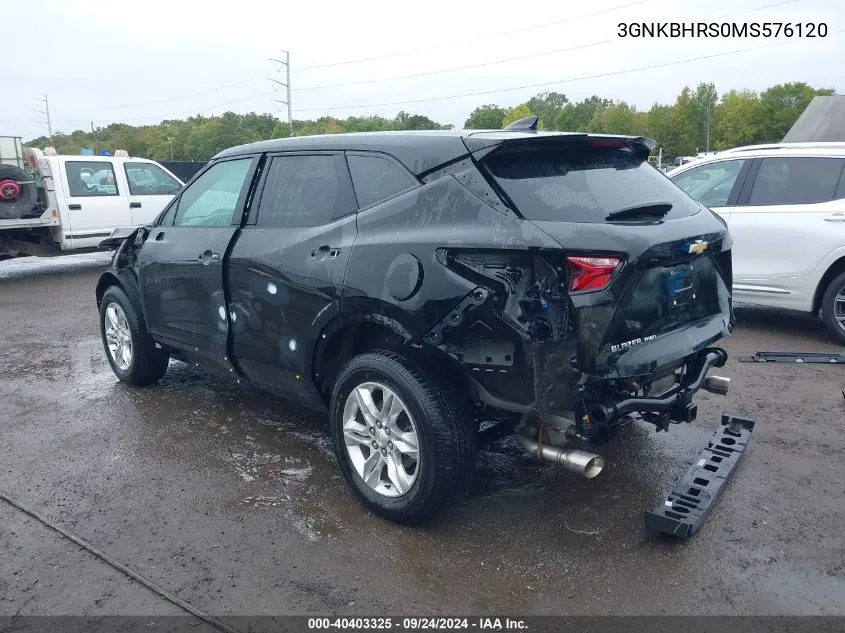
[668,142,845,343]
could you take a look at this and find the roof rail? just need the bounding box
[720,141,845,154]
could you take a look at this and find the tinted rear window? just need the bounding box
[485,147,701,222]
[748,157,845,206]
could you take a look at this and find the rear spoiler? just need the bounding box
[464,133,657,161]
[98,227,139,250]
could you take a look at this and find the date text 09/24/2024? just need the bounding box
[307,617,528,630]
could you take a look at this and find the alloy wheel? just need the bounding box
[342,382,420,497]
[104,303,133,371]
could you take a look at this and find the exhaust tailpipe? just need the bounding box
[515,422,604,479]
[702,375,731,396]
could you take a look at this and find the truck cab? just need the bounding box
[0,145,182,257]
[44,152,183,251]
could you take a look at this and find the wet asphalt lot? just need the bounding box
[1,256,844,619]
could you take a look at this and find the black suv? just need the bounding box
[96,122,735,523]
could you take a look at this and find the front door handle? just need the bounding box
[823,213,845,222]
[199,250,220,265]
[129,201,142,209]
[68,204,82,210]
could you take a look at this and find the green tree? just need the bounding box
[711,89,765,149]
[644,103,679,158]
[759,82,836,140]
[501,104,533,127]
[554,96,612,132]
[588,101,643,135]
[525,92,569,130]
[670,87,699,156]
[392,111,444,130]
[692,82,718,152]
[464,104,507,129]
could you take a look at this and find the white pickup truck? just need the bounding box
[0,136,182,258]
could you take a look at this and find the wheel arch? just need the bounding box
[96,268,143,315]
[813,255,845,314]
[312,311,466,403]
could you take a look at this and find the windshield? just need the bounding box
[485,146,701,223]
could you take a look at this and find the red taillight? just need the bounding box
[567,256,621,292]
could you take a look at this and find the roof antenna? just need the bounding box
[504,116,539,132]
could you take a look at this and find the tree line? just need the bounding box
[26,82,835,163]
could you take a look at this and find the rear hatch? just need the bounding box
[471,133,734,378]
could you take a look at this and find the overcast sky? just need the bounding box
[2,0,841,140]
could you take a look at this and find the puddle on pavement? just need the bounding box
[32,341,713,553]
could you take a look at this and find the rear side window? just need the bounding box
[347,154,417,208]
[671,159,747,208]
[748,157,845,206]
[65,161,118,197]
[124,162,181,196]
[484,147,700,223]
[257,155,352,227]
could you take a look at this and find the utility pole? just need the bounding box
[167,137,174,161]
[268,50,292,128]
[91,122,97,154]
[33,93,53,143]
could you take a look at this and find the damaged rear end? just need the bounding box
[435,132,735,466]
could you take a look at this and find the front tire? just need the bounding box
[329,350,475,524]
[99,285,169,385]
[821,271,845,345]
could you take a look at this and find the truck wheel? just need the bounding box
[821,271,845,344]
[329,350,475,524]
[99,285,169,385]
[0,165,37,220]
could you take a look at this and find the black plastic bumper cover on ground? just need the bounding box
[645,413,756,539]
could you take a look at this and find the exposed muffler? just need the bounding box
[515,417,604,479]
[702,375,731,396]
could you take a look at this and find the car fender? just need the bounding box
[812,245,845,309]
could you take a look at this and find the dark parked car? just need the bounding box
[96,121,735,523]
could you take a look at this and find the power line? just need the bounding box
[297,0,656,70]
[65,74,267,111]
[296,31,843,113]
[51,0,797,118]
[294,39,616,93]
[58,91,275,127]
[294,0,802,93]
[57,1,653,114]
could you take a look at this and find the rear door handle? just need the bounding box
[823,213,845,222]
[68,204,82,210]
[309,245,340,260]
[129,202,142,209]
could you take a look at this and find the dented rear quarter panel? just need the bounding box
[342,174,561,341]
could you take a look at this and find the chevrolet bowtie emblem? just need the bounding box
[688,240,708,255]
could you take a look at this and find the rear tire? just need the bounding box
[329,350,475,524]
[821,271,845,345]
[99,285,169,385]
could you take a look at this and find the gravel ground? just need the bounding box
[1,260,843,621]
